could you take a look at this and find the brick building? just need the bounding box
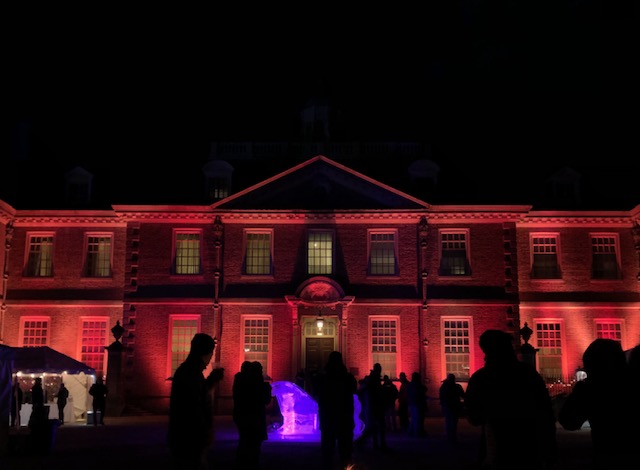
[1,154,639,415]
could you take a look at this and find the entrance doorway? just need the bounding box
[305,337,334,374]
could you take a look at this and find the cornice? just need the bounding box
[518,216,632,227]
[12,217,126,227]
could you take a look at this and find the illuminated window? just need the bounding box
[85,234,112,277]
[371,318,398,379]
[243,317,270,377]
[369,231,397,276]
[25,234,54,277]
[174,231,201,275]
[207,177,229,200]
[591,234,619,280]
[443,319,471,380]
[308,231,333,275]
[439,230,470,276]
[80,318,108,377]
[244,231,272,275]
[530,234,561,279]
[20,318,49,347]
[169,317,199,377]
[596,321,622,342]
[535,322,563,381]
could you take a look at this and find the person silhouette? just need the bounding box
[439,373,465,446]
[232,360,272,469]
[464,329,556,470]
[397,372,410,432]
[558,338,640,469]
[89,377,108,425]
[168,332,224,470]
[406,371,428,438]
[361,363,388,450]
[315,350,358,469]
[56,382,69,424]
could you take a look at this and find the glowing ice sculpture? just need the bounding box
[270,380,365,441]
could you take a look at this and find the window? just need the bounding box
[443,319,471,380]
[174,231,201,275]
[169,316,199,377]
[243,317,270,377]
[207,177,230,200]
[439,230,470,276]
[371,318,398,379]
[308,230,333,275]
[85,234,112,277]
[25,234,54,277]
[20,317,49,347]
[244,230,272,275]
[591,234,619,279]
[595,321,622,342]
[530,234,561,279]
[368,231,397,276]
[80,318,108,378]
[535,322,563,381]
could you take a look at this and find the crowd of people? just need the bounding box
[163,331,639,470]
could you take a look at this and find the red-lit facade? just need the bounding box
[1,156,639,415]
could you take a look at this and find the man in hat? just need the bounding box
[168,332,224,469]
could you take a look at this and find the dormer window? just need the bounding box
[202,159,233,202]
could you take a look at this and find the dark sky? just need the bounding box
[6,4,638,172]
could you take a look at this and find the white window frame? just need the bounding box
[438,229,471,276]
[590,233,620,280]
[368,229,398,276]
[19,316,50,347]
[243,229,273,276]
[307,230,334,275]
[442,317,473,381]
[534,320,565,381]
[173,229,202,275]
[79,317,109,378]
[370,316,399,380]
[530,233,561,279]
[241,315,272,377]
[595,320,623,343]
[84,233,113,278]
[167,315,201,378]
[25,232,55,277]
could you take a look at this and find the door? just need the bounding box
[305,337,334,374]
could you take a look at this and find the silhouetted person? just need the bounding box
[315,351,358,469]
[360,363,388,450]
[28,377,48,454]
[10,376,23,429]
[397,371,410,431]
[31,377,44,408]
[382,375,398,432]
[406,371,428,438]
[89,377,108,425]
[168,332,223,470]
[232,360,272,469]
[558,338,640,469]
[56,382,69,424]
[465,329,556,470]
[439,373,465,446]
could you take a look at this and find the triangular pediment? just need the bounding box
[211,155,429,210]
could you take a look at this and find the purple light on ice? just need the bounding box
[269,381,365,442]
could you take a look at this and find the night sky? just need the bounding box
[5,5,638,185]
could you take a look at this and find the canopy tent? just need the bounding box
[9,346,96,375]
[1,345,96,423]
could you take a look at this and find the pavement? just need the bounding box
[2,415,593,470]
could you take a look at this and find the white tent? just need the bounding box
[3,346,96,423]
